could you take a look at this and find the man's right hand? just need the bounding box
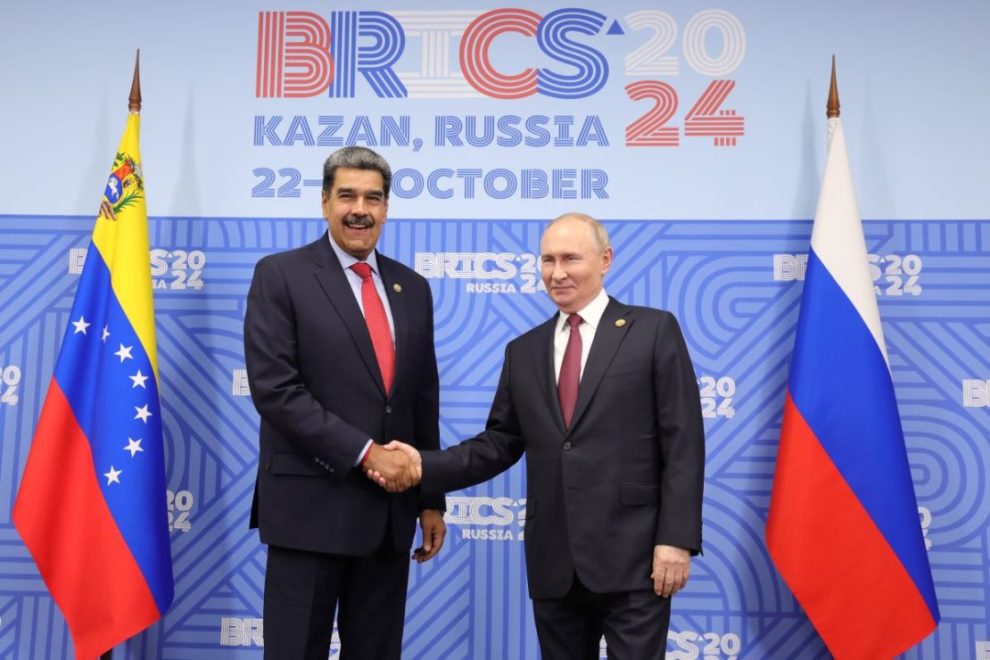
[366,441,422,492]
[362,443,419,492]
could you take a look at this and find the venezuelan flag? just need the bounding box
[13,110,174,659]
[766,117,939,658]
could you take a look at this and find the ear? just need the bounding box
[321,191,331,219]
[600,246,613,275]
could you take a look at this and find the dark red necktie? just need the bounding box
[350,262,395,393]
[557,314,583,428]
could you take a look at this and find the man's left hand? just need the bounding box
[651,545,691,598]
[413,509,446,563]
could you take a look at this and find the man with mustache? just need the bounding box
[371,213,705,659]
[244,146,446,658]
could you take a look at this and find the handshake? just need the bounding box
[363,441,422,492]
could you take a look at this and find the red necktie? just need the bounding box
[557,314,583,428]
[350,262,395,393]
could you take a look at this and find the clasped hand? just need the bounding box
[363,441,422,492]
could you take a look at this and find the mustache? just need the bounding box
[343,215,375,228]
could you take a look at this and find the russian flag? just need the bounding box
[766,116,939,658]
[13,110,174,659]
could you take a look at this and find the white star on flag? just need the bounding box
[134,404,153,423]
[104,466,123,485]
[72,316,91,335]
[129,370,149,389]
[115,344,134,363]
[124,437,144,457]
[102,325,110,343]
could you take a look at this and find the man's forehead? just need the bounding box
[333,168,384,189]
[542,224,595,249]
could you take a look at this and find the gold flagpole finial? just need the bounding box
[129,50,142,113]
[827,55,840,118]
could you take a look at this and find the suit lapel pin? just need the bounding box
[392,283,402,293]
[615,318,626,327]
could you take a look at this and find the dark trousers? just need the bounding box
[263,543,410,660]
[533,574,671,660]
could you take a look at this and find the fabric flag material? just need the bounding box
[766,118,939,658]
[13,112,174,659]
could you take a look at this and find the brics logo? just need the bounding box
[219,617,342,653]
[772,254,808,282]
[232,369,251,397]
[446,496,526,541]
[962,379,990,408]
[219,617,263,647]
[0,364,20,406]
[255,8,713,100]
[69,247,207,291]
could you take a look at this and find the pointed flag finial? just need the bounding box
[129,50,142,113]
[827,55,840,118]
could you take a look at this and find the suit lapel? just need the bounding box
[378,253,409,395]
[310,234,387,397]
[569,298,633,431]
[531,315,566,435]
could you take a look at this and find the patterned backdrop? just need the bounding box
[1,215,986,658]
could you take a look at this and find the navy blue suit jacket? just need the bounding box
[245,233,443,555]
[421,298,704,598]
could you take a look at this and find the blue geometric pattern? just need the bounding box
[1,215,987,659]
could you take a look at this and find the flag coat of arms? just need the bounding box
[13,105,174,659]
[766,105,939,657]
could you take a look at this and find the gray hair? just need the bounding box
[548,212,611,253]
[322,146,392,198]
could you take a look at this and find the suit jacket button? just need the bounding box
[562,441,572,451]
[385,405,392,414]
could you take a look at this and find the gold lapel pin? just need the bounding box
[615,319,626,327]
[393,283,402,293]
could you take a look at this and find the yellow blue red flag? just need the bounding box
[13,110,174,659]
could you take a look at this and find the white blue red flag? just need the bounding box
[13,110,174,659]
[766,117,939,658]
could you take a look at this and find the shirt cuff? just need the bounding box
[355,439,373,466]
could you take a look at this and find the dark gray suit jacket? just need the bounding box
[244,232,444,555]
[421,298,704,599]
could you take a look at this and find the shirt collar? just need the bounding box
[328,232,381,275]
[555,287,609,334]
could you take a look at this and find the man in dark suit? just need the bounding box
[244,146,446,659]
[372,213,705,659]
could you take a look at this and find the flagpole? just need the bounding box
[827,55,839,118]
[130,49,141,113]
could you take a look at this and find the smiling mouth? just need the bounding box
[343,217,374,230]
